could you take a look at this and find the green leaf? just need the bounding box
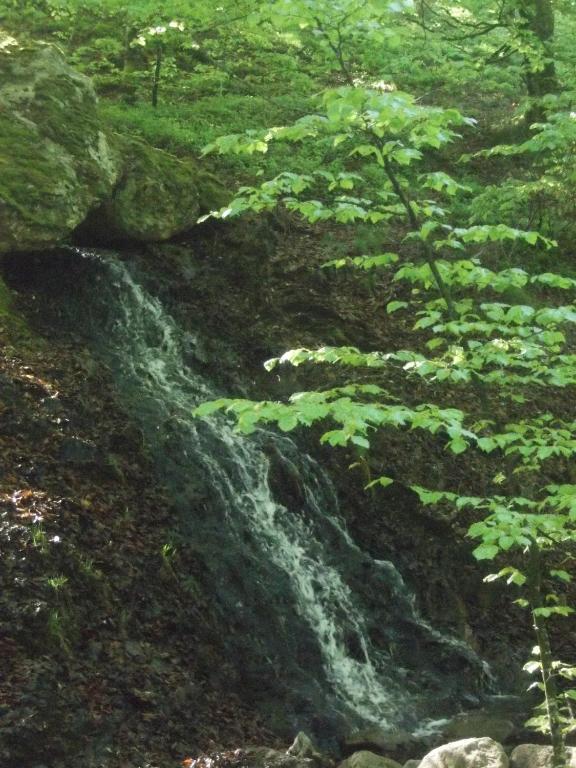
[321,430,349,447]
[194,399,228,417]
[524,660,541,674]
[387,300,409,314]
[448,435,468,454]
[278,414,298,431]
[366,476,394,489]
[333,133,350,147]
[533,606,575,618]
[550,569,571,582]
[473,544,499,561]
[477,437,497,452]
[499,535,515,551]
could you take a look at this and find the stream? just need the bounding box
[7,247,490,743]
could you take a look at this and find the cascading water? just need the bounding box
[8,247,489,740]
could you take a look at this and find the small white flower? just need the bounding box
[371,80,397,92]
[0,34,18,50]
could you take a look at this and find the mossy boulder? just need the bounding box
[338,751,403,768]
[197,168,230,214]
[0,43,121,254]
[85,136,200,242]
[0,42,211,251]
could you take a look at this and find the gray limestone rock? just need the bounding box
[510,744,576,768]
[418,738,509,768]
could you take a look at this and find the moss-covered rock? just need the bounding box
[0,41,211,251]
[86,135,200,242]
[197,168,230,215]
[0,43,121,254]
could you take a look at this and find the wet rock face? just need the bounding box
[0,44,121,254]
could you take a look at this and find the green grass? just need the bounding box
[101,96,292,155]
[100,92,344,184]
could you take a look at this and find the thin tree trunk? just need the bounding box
[382,155,490,415]
[382,157,455,318]
[313,16,354,86]
[152,44,162,107]
[528,544,567,768]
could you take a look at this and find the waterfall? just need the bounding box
[10,247,488,739]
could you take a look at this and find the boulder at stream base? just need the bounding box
[510,745,576,768]
[338,750,403,768]
[418,737,509,768]
[0,42,120,254]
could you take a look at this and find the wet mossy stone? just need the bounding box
[0,43,120,254]
[85,135,200,242]
[338,751,403,768]
[196,168,230,215]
